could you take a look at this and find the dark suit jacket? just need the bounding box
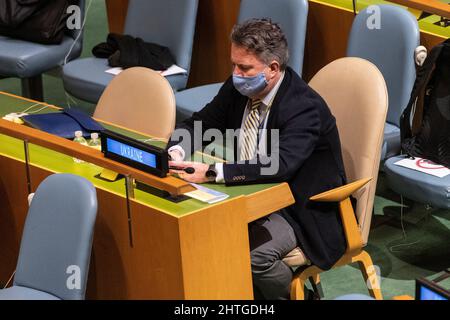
[168,67,347,270]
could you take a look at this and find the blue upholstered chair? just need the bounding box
[383,42,450,211]
[62,0,199,104]
[175,0,309,121]
[0,0,86,101]
[347,4,420,161]
[384,157,450,210]
[0,174,98,300]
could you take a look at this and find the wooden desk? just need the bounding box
[105,0,129,34]
[0,92,294,299]
[389,0,450,19]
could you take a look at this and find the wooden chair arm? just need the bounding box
[309,178,372,202]
[309,178,372,254]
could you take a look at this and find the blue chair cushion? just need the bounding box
[0,35,82,78]
[175,82,223,121]
[381,122,401,161]
[63,57,188,104]
[384,155,450,209]
[0,286,60,300]
[62,58,113,103]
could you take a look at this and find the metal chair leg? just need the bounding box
[309,274,324,298]
[21,75,43,101]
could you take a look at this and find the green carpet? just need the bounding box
[320,172,450,299]
[1,0,449,300]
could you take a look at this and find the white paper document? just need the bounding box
[394,157,450,178]
[159,64,187,77]
[185,183,229,204]
[105,67,124,76]
[105,65,187,77]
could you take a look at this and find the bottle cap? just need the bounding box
[91,132,99,139]
[75,131,83,138]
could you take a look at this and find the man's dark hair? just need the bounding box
[231,18,289,70]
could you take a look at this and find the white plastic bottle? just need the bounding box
[73,130,88,163]
[88,132,101,151]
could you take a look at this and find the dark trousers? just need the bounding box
[249,212,298,300]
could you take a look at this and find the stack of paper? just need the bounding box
[105,67,123,76]
[185,183,229,204]
[105,65,187,77]
[394,157,450,178]
[159,65,187,77]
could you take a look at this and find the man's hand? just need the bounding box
[169,161,210,183]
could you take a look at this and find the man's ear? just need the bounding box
[269,60,281,77]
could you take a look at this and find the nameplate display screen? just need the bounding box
[416,278,450,300]
[107,139,157,168]
[101,130,168,177]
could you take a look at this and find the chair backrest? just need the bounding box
[13,174,97,300]
[94,67,176,139]
[347,4,419,127]
[309,57,388,245]
[124,0,198,78]
[238,0,308,77]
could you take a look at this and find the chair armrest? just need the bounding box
[309,178,372,202]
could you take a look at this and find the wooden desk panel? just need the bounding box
[187,0,240,87]
[178,197,252,299]
[105,0,129,34]
[0,156,29,285]
[303,1,354,82]
[0,155,255,299]
[390,0,450,19]
[87,186,186,299]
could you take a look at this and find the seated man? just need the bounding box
[167,18,346,300]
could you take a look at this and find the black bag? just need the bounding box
[0,0,71,44]
[400,39,450,167]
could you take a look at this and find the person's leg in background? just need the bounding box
[249,212,298,300]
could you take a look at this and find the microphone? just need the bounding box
[415,46,427,67]
[169,166,195,174]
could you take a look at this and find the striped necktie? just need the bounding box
[240,99,262,161]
